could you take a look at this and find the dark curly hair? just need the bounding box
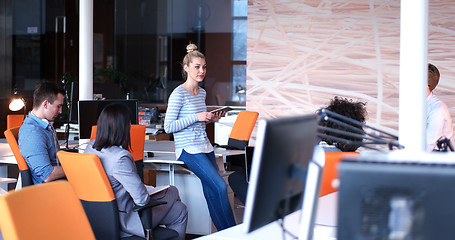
[317,96,367,152]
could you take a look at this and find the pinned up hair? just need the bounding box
[181,43,206,80]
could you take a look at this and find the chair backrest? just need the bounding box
[57,151,121,240]
[6,114,24,129]
[4,127,33,187]
[90,124,146,180]
[90,124,146,161]
[0,181,96,240]
[320,152,359,197]
[227,111,259,150]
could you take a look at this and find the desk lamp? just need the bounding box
[9,88,27,119]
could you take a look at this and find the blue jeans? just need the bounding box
[179,150,236,230]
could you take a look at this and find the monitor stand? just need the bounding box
[298,146,325,240]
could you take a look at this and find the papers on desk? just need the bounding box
[146,128,160,135]
[145,185,170,196]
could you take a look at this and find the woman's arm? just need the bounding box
[112,153,150,206]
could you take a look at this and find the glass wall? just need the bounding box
[231,0,247,104]
[113,0,247,105]
[2,0,247,106]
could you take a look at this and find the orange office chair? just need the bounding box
[57,151,178,240]
[215,111,259,150]
[4,127,33,187]
[0,181,96,240]
[319,152,359,197]
[6,114,24,129]
[91,124,146,180]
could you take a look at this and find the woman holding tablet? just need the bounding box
[164,43,236,230]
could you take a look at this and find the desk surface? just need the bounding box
[196,192,338,240]
[144,140,246,157]
[144,152,183,164]
[0,177,17,184]
[214,147,245,157]
[0,142,16,165]
[0,139,245,165]
[145,140,175,153]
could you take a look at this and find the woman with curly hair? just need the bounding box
[317,96,368,152]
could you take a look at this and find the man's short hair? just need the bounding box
[428,63,440,92]
[33,81,66,109]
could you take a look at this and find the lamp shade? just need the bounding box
[9,98,25,112]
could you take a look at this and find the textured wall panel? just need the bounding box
[247,0,455,138]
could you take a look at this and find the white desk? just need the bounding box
[0,140,16,165]
[143,152,184,186]
[143,141,183,186]
[143,141,246,185]
[143,140,242,235]
[0,141,18,192]
[145,141,245,157]
[144,140,175,153]
[55,128,79,140]
[196,192,338,240]
[214,147,246,163]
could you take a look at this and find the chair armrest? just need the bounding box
[133,200,167,230]
[133,200,167,212]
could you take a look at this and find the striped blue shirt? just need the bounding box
[164,85,213,159]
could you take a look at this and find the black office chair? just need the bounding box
[57,151,178,240]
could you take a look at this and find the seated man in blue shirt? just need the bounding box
[18,81,66,184]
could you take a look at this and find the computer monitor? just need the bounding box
[338,154,455,239]
[78,100,138,139]
[243,114,324,239]
[69,82,122,123]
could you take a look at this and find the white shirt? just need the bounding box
[426,92,454,151]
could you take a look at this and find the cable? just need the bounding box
[317,109,404,151]
[319,109,399,140]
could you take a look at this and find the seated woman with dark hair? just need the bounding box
[316,96,368,152]
[84,103,188,239]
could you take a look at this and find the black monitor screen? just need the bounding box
[78,100,138,139]
[338,157,455,239]
[243,114,321,235]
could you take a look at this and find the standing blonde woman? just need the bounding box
[164,43,236,230]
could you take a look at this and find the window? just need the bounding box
[231,0,247,103]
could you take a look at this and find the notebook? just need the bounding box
[145,185,170,196]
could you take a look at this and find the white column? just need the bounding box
[79,0,93,101]
[399,0,428,152]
